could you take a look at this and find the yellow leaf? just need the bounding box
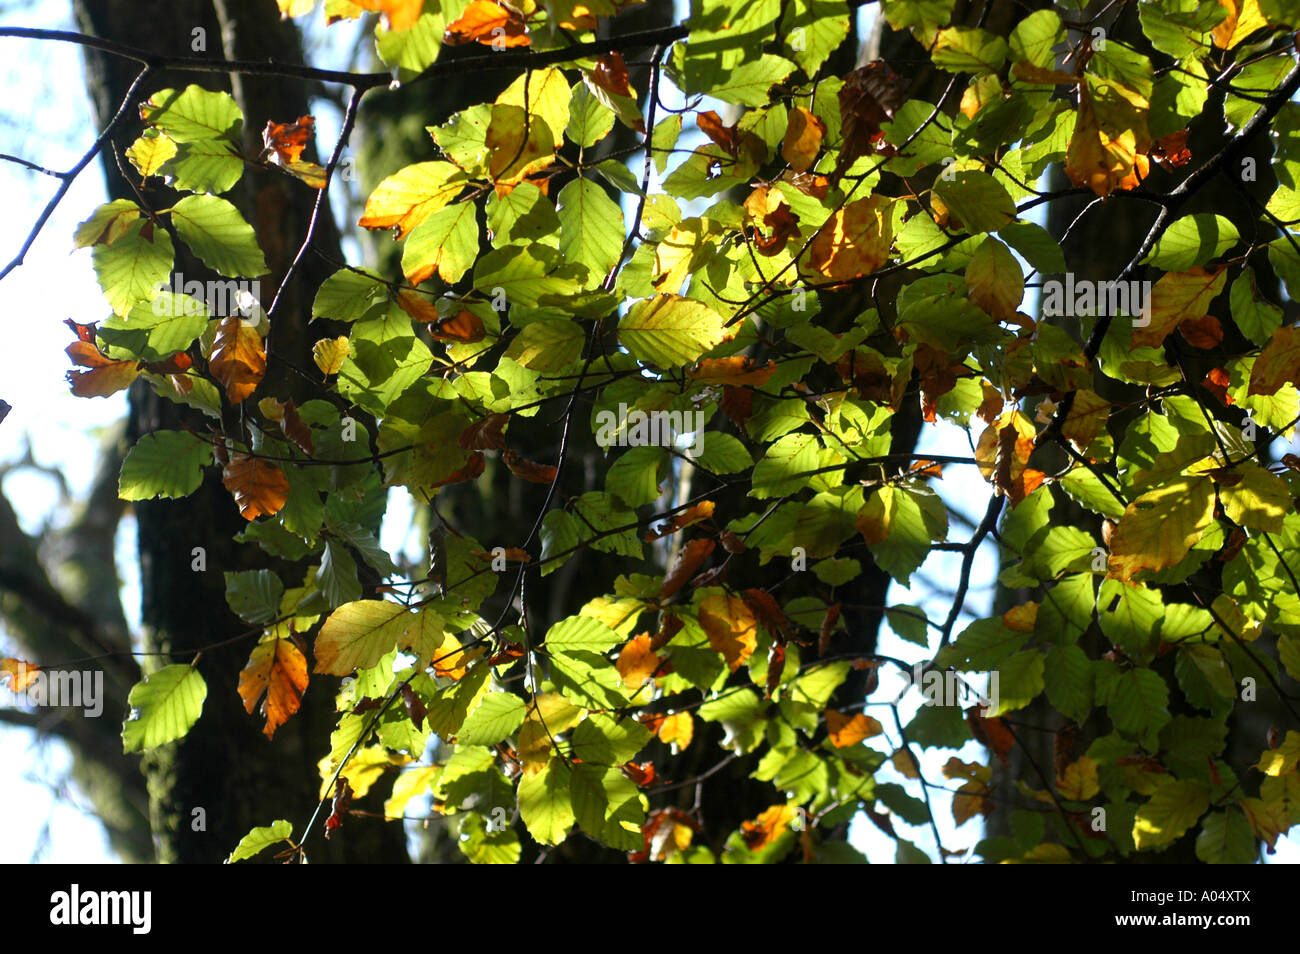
[1107,477,1215,580]
[1133,266,1227,348]
[1255,730,1300,777]
[312,335,350,375]
[1065,92,1139,198]
[658,712,694,752]
[485,104,555,192]
[1218,462,1290,532]
[698,592,757,672]
[616,633,661,690]
[1249,325,1300,396]
[780,106,826,172]
[277,0,317,16]
[805,194,895,282]
[1056,757,1100,801]
[126,133,177,177]
[1213,0,1268,48]
[1132,778,1210,850]
[358,161,466,238]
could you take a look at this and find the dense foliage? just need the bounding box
[26,0,1300,863]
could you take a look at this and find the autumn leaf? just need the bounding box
[259,397,314,455]
[430,309,486,343]
[66,338,140,398]
[660,538,715,599]
[459,413,508,450]
[781,106,825,172]
[742,187,801,256]
[263,115,314,164]
[825,710,882,748]
[657,711,693,752]
[312,335,349,375]
[222,453,290,520]
[646,500,716,540]
[503,450,557,484]
[944,758,993,827]
[806,194,896,282]
[1249,325,1300,395]
[698,592,757,672]
[587,52,643,133]
[238,635,309,739]
[209,316,266,404]
[965,706,1015,766]
[1108,477,1216,580]
[835,61,905,180]
[0,657,40,692]
[443,0,529,47]
[1065,90,1141,198]
[355,0,427,31]
[740,804,799,851]
[616,633,661,690]
[1134,266,1227,348]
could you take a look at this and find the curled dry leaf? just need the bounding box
[503,449,557,484]
[661,538,715,598]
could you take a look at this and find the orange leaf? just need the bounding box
[1065,90,1139,198]
[616,633,661,690]
[806,194,895,282]
[1135,266,1227,348]
[355,0,426,31]
[781,106,826,173]
[740,804,799,851]
[698,592,757,672]
[222,453,290,520]
[431,451,486,489]
[743,187,801,256]
[1204,367,1233,406]
[645,500,715,540]
[209,316,266,404]
[743,588,793,643]
[696,110,737,154]
[691,356,778,388]
[965,706,1015,766]
[661,538,715,598]
[1148,130,1191,168]
[66,338,140,398]
[431,309,486,343]
[0,657,40,692]
[503,450,557,484]
[444,1,530,47]
[262,115,315,165]
[826,710,882,747]
[1179,313,1223,349]
[238,636,309,739]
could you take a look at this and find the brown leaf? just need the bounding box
[431,451,486,489]
[621,760,655,787]
[835,61,905,181]
[1203,367,1233,406]
[324,776,353,839]
[1178,313,1223,349]
[209,316,266,404]
[222,453,290,520]
[503,449,557,484]
[818,602,841,657]
[719,530,746,554]
[443,0,529,47]
[591,51,633,99]
[432,309,486,343]
[661,538,716,598]
[743,588,793,643]
[400,682,427,729]
[719,387,752,430]
[743,186,801,256]
[459,413,508,450]
[238,636,309,739]
[696,110,737,155]
[263,115,315,165]
[1148,129,1191,168]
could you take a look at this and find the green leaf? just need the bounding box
[226,820,293,863]
[691,432,753,473]
[91,219,175,316]
[1195,808,1257,864]
[932,26,1008,74]
[1143,214,1238,271]
[557,178,625,281]
[170,195,267,277]
[140,85,242,143]
[517,758,574,845]
[998,221,1066,275]
[402,201,479,286]
[314,600,444,676]
[1133,778,1210,851]
[162,139,244,195]
[933,171,1016,233]
[706,54,798,107]
[122,664,208,752]
[312,267,389,322]
[571,713,653,765]
[1043,644,1094,724]
[98,294,209,362]
[223,569,284,625]
[1108,667,1171,744]
[606,446,668,507]
[618,294,727,368]
[458,692,527,746]
[566,81,615,148]
[118,430,211,500]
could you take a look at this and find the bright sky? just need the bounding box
[1,0,1295,865]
